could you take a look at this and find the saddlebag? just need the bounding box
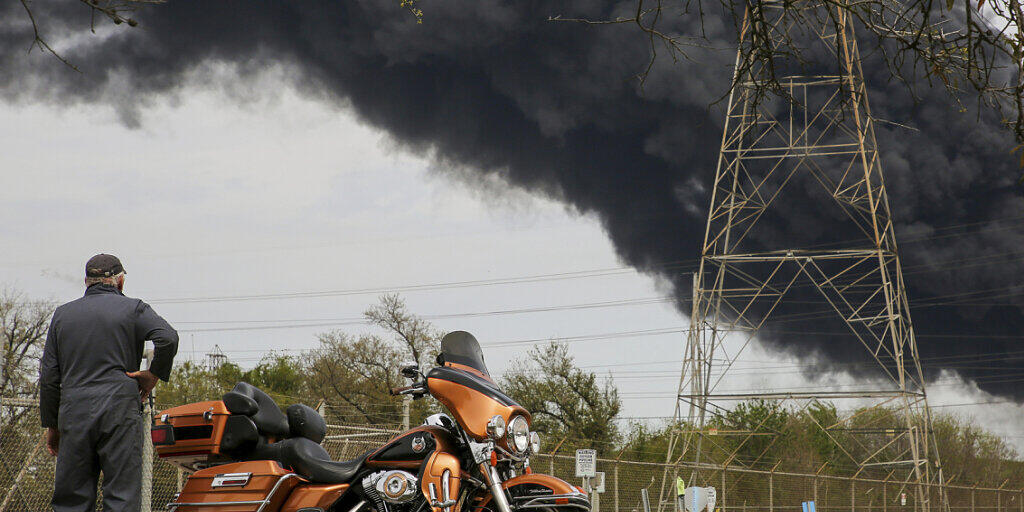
[167,460,300,512]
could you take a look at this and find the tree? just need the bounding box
[156,354,305,409]
[0,289,54,500]
[800,401,845,468]
[927,413,1020,485]
[16,0,144,70]
[364,294,440,372]
[502,342,621,455]
[0,290,53,404]
[304,331,405,425]
[620,421,679,462]
[708,399,790,468]
[304,294,441,426]
[0,290,54,436]
[156,295,441,425]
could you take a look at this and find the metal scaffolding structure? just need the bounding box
[660,2,946,511]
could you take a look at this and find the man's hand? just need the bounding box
[45,427,60,456]
[126,369,159,401]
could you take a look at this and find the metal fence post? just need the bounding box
[723,467,728,512]
[614,463,620,512]
[852,479,856,512]
[972,487,976,512]
[675,469,680,512]
[550,437,566,478]
[883,476,888,512]
[141,348,154,512]
[814,478,819,509]
[769,471,774,512]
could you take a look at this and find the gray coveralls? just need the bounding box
[39,283,178,512]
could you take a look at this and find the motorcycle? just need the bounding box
[151,330,591,512]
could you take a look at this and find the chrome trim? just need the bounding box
[486,415,506,439]
[512,493,591,511]
[506,416,529,455]
[441,469,451,506]
[434,469,456,512]
[211,472,252,487]
[469,441,493,464]
[347,499,368,512]
[168,500,265,508]
[480,463,513,512]
[529,431,541,455]
[373,470,418,503]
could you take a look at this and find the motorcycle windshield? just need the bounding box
[439,331,490,377]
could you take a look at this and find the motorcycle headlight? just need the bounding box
[529,431,541,454]
[507,415,530,454]
[486,415,506,439]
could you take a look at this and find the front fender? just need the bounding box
[476,473,590,512]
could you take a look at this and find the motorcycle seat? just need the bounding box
[279,437,369,484]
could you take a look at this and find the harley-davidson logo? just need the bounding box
[411,436,426,453]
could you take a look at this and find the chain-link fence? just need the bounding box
[2,400,1021,512]
[0,399,405,512]
[529,454,1024,512]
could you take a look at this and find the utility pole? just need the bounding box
[660,2,946,511]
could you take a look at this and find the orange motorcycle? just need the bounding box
[152,331,590,512]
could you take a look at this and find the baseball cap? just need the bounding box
[85,254,126,278]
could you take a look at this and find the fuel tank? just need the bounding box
[365,425,458,470]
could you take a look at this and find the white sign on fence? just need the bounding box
[592,471,606,493]
[575,449,597,478]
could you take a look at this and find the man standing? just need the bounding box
[39,254,179,512]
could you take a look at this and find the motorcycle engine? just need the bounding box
[363,470,423,512]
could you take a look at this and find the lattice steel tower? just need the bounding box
[660,2,946,511]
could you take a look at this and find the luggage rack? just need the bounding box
[165,473,298,512]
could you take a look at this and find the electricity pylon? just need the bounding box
[660,2,946,511]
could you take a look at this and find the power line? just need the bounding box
[173,296,674,327]
[168,273,1024,333]
[150,266,648,304]
[149,214,1024,306]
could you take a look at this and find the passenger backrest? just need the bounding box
[286,404,327,443]
[221,382,290,438]
[219,415,259,454]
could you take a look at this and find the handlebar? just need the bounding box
[390,382,427,397]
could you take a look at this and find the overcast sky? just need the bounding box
[4,78,1022,449]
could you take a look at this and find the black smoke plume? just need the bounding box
[3,1,1022,399]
